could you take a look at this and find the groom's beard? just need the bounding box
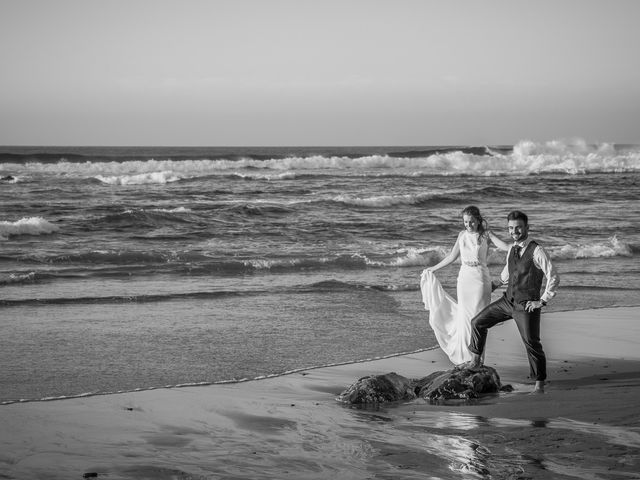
[511,232,528,243]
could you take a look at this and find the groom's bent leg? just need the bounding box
[468,295,513,356]
[513,307,546,382]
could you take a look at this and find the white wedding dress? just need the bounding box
[420,231,492,365]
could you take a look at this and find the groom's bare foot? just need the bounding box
[530,381,545,394]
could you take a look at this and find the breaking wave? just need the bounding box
[2,139,638,181]
[548,236,635,259]
[0,271,38,285]
[333,193,441,208]
[0,217,59,240]
[95,170,183,185]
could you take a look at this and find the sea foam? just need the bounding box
[333,193,437,208]
[0,272,37,285]
[232,171,298,180]
[0,217,59,240]
[95,170,182,185]
[549,236,633,259]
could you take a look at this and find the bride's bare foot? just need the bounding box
[461,354,483,370]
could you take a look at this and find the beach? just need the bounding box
[2,306,639,479]
[2,1,640,477]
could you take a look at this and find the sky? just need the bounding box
[1,0,639,146]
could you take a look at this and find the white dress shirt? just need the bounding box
[500,238,560,304]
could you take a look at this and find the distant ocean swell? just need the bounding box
[1,222,637,285]
[93,208,196,228]
[1,215,638,259]
[4,240,637,267]
[0,145,495,164]
[5,153,640,181]
[2,141,639,182]
[0,248,445,275]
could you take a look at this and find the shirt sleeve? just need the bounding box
[500,247,511,284]
[533,245,560,303]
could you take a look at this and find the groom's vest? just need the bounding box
[506,241,544,304]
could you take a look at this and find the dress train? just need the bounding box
[420,265,491,365]
[420,270,472,364]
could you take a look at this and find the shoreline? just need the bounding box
[0,346,442,406]
[2,306,639,479]
[5,301,638,407]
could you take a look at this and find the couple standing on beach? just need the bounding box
[420,207,560,393]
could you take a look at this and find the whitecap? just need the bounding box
[549,236,633,259]
[94,170,182,185]
[0,217,59,240]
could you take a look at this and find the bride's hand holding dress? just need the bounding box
[421,230,493,365]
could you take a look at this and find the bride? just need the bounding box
[420,206,509,365]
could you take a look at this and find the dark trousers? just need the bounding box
[468,295,547,381]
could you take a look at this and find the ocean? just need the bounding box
[1,139,639,404]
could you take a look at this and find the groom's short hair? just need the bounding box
[507,210,528,225]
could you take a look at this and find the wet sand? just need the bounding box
[1,307,639,479]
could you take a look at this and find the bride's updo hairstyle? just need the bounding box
[461,205,487,237]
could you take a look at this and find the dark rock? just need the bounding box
[416,366,502,402]
[336,372,417,404]
[337,366,508,405]
[500,383,514,393]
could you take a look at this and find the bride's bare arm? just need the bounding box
[488,230,510,251]
[426,232,462,272]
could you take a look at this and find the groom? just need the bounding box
[466,210,559,393]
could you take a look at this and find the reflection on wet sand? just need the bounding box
[489,416,640,448]
[346,408,640,479]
